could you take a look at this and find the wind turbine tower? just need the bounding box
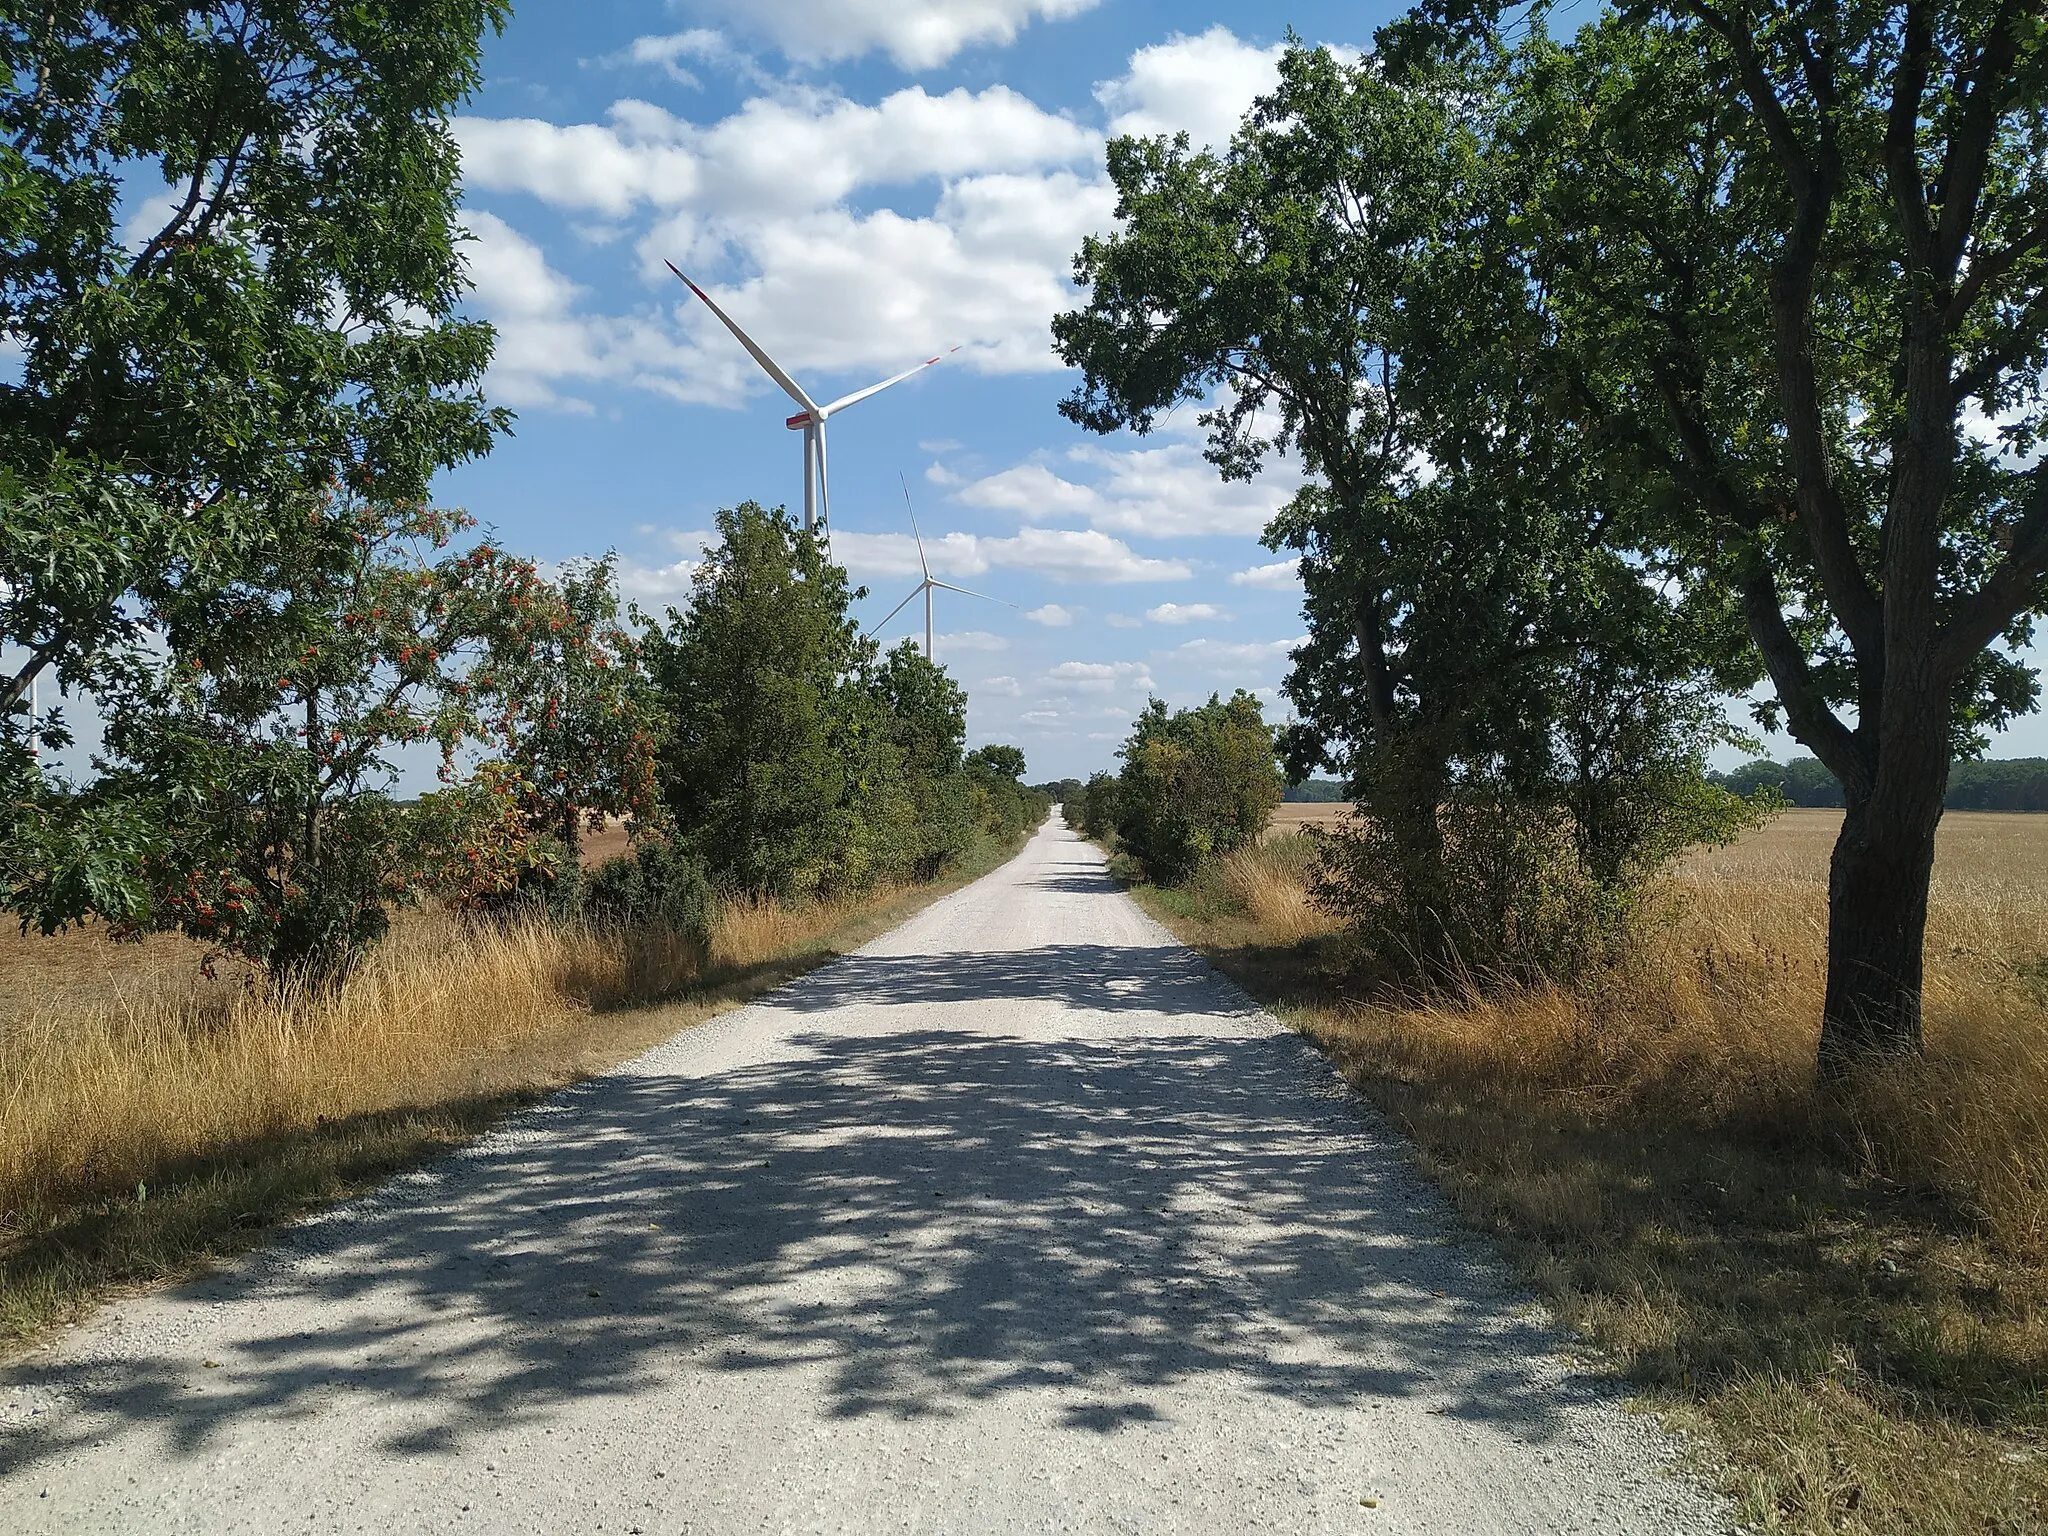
[877,476,1011,660]
[666,263,956,534]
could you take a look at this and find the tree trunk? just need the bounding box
[1819,750,1946,1078]
[304,690,322,872]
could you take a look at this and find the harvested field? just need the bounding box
[575,818,633,868]
[1267,800,1353,835]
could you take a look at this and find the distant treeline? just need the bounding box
[1054,776,1347,807]
[1283,780,1347,803]
[1714,758,2048,812]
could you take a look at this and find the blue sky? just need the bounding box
[440,0,2048,782]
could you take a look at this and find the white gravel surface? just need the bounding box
[1,816,1732,1534]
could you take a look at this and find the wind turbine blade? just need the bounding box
[899,473,930,582]
[816,347,961,417]
[929,580,1017,608]
[876,581,929,632]
[665,262,816,413]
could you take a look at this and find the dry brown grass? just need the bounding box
[1135,812,2048,1536]
[0,835,1023,1349]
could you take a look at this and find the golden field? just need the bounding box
[1140,809,2048,1536]
[1265,799,1355,836]
[0,840,1022,1348]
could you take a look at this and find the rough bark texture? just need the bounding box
[1817,662,1951,1074]
[1821,799,1938,1075]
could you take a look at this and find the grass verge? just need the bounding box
[0,830,1027,1353]
[1124,819,2048,1536]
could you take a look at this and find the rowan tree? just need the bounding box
[3,498,631,980]
[0,0,510,925]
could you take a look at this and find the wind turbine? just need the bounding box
[666,262,957,534]
[876,476,1011,661]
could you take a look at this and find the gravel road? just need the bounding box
[1,816,1731,1534]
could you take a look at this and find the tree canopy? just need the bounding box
[1110,692,1283,886]
[1,0,511,742]
[1057,41,1755,980]
[645,503,1042,899]
[0,0,516,970]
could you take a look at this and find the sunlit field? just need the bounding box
[1138,809,2048,1536]
[1264,801,1355,836]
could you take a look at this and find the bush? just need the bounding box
[1317,767,1771,986]
[966,744,1048,842]
[1112,693,1282,885]
[582,838,716,949]
[1079,771,1119,839]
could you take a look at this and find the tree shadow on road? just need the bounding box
[1,1001,1594,1474]
[776,942,1232,1018]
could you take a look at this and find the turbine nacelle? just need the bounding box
[666,259,958,533]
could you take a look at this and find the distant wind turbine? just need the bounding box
[666,262,957,534]
[876,476,1011,661]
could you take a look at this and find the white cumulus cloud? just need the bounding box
[954,438,1303,538]
[1167,634,1307,682]
[937,629,1009,652]
[1097,26,1286,150]
[453,28,1346,413]
[672,0,1100,69]
[456,86,1110,400]
[605,30,770,89]
[1228,558,1303,591]
[835,527,1190,584]
[614,556,702,602]
[1025,603,1075,626]
[1048,659,1154,694]
[988,529,1190,584]
[1145,602,1225,624]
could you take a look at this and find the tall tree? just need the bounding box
[1055,44,1744,966]
[0,0,509,788]
[644,503,879,897]
[1446,1,2048,1068]
[871,639,975,879]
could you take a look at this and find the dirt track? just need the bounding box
[0,817,1728,1533]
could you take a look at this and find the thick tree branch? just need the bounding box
[1881,1,1937,276]
[1682,0,1814,198]
[1681,5,1883,678]
[2,632,66,713]
[1946,211,2048,327]
[1933,0,2024,281]
[1935,471,2048,675]
[1950,288,2048,410]
[1735,554,1869,798]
